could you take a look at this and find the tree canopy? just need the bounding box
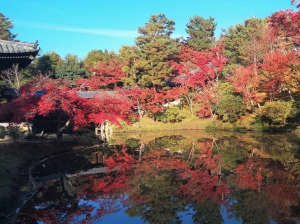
[185,15,217,51]
[0,12,17,40]
[1,5,300,134]
[55,54,90,81]
[134,14,182,88]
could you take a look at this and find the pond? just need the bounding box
[17,131,300,223]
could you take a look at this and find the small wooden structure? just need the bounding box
[95,120,113,142]
[78,91,117,142]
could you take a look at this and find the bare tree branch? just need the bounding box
[0,63,23,90]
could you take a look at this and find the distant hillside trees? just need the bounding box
[55,54,90,81]
[83,49,118,69]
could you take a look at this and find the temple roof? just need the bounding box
[0,40,39,54]
[0,39,40,71]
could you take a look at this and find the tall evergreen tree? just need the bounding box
[0,12,17,40]
[185,15,217,51]
[221,17,270,66]
[134,13,181,89]
[119,45,141,87]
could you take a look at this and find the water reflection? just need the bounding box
[18,131,300,223]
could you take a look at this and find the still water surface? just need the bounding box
[18,131,300,223]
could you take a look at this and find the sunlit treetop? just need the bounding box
[0,12,17,40]
[185,15,217,51]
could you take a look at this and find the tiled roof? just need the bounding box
[77,91,99,99]
[0,39,39,54]
[0,40,40,71]
[34,90,121,99]
[77,91,118,98]
[33,90,47,98]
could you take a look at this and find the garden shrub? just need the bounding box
[259,100,293,127]
[155,106,184,123]
[217,94,246,123]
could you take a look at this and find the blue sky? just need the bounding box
[1,0,296,60]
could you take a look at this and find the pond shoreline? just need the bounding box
[1,128,299,223]
[0,136,100,224]
[113,115,300,133]
[12,130,300,223]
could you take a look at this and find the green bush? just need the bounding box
[154,106,185,123]
[125,138,141,151]
[217,94,246,123]
[259,100,293,127]
[5,123,24,142]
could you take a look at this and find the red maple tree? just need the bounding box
[76,59,126,90]
[269,9,300,44]
[1,76,134,142]
[228,64,262,110]
[124,87,181,119]
[259,50,300,100]
[169,44,227,117]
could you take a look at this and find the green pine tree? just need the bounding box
[185,15,217,51]
[134,14,181,89]
[0,12,17,40]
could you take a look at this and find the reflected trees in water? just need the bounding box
[17,132,300,223]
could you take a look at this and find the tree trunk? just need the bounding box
[184,94,194,117]
[136,99,143,120]
[57,113,63,143]
[56,112,70,143]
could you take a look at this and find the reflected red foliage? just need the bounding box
[234,159,263,191]
[263,168,299,208]
[177,140,230,203]
[178,169,229,203]
[105,148,136,174]
[18,140,300,223]
[133,149,188,177]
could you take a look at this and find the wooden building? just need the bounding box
[0,40,40,103]
[0,39,40,71]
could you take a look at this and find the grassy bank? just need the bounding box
[114,106,300,133]
[115,109,260,133]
